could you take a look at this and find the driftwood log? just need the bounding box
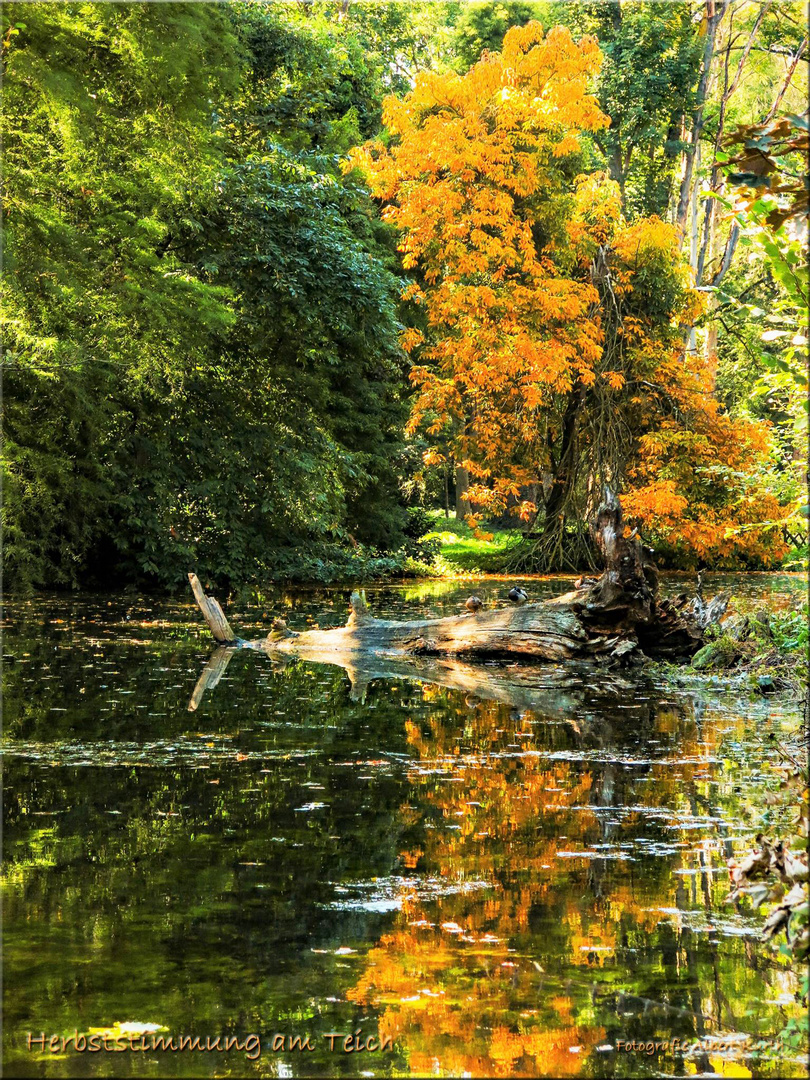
[187,493,729,709]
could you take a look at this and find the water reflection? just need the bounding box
[2,582,806,1078]
[346,693,793,1077]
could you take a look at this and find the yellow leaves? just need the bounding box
[574,361,596,387]
[612,216,679,261]
[422,448,445,468]
[350,20,608,224]
[680,287,707,326]
[400,328,424,353]
[568,172,622,252]
[603,371,625,390]
[622,480,689,525]
[401,281,424,304]
[623,351,790,564]
[553,133,581,158]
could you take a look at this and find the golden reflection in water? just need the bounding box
[348,693,797,1077]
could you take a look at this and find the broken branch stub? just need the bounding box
[188,573,237,644]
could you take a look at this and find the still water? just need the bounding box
[2,575,807,1078]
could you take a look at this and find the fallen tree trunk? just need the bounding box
[188,493,729,675]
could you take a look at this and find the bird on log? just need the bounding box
[186,492,730,684]
[508,586,529,604]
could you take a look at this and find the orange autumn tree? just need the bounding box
[348,23,608,552]
[348,21,787,569]
[580,213,789,568]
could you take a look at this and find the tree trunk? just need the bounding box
[676,0,728,237]
[188,493,729,679]
[455,465,471,518]
[689,140,702,274]
[710,222,740,288]
[696,1,772,286]
[763,36,807,123]
[608,144,627,205]
[188,573,237,644]
[542,385,585,531]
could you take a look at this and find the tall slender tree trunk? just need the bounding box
[686,139,702,355]
[676,0,728,237]
[696,1,772,285]
[763,36,807,122]
[710,223,740,289]
[689,141,701,272]
[455,466,471,519]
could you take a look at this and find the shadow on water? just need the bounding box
[1,577,806,1077]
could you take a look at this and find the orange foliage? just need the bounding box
[567,170,623,252]
[595,218,789,564]
[621,350,789,565]
[347,21,788,563]
[347,23,608,519]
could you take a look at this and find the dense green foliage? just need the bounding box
[3,3,239,586]
[2,2,410,589]
[2,1,806,588]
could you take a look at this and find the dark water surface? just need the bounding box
[2,575,807,1078]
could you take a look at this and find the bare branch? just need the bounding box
[764,37,808,122]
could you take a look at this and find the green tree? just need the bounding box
[552,0,701,216]
[190,148,407,560]
[2,2,241,587]
[448,0,547,70]
[2,1,411,589]
[211,2,411,555]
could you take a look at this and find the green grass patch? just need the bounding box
[423,511,521,573]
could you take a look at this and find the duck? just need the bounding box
[574,575,598,590]
[507,586,528,604]
[465,595,483,614]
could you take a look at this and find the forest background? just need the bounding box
[2,0,808,591]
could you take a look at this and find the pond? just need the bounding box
[2,574,807,1078]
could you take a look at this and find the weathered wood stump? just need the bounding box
[188,572,237,644]
[187,493,729,692]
